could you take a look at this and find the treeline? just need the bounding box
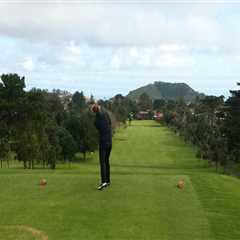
[157,83,240,173]
[106,84,240,173]
[0,74,142,169]
[1,73,239,172]
[0,74,101,169]
[98,94,138,124]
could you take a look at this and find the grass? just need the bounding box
[0,120,240,239]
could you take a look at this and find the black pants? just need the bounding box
[99,143,112,183]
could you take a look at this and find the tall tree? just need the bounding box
[57,127,77,162]
[224,83,240,162]
[64,110,98,160]
[0,74,26,167]
[138,93,152,111]
[153,99,166,111]
[71,91,87,111]
[78,110,98,160]
[0,123,10,168]
[0,74,26,127]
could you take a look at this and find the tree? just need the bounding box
[112,94,128,123]
[224,83,240,163]
[138,93,152,111]
[57,127,77,162]
[53,89,72,111]
[0,74,25,101]
[64,113,82,152]
[89,94,95,104]
[45,121,62,169]
[13,88,48,169]
[0,124,10,168]
[161,95,228,172]
[14,130,40,169]
[78,110,98,159]
[0,74,27,168]
[198,95,224,127]
[65,110,98,160]
[70,91,87,111]
[0,73,101,169]
[45,91,66,125]
[0,74,26,128]
[153,99,166,111]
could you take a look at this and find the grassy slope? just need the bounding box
[0,121,240,240]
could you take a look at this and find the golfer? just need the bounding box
[92,103,112,190]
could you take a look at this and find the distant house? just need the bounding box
[136,111,149,120]
[153,111,164,121]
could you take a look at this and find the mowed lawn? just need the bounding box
[0,121,240,240]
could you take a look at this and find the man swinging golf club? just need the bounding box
[92,103,112,190]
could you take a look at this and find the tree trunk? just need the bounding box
[223,164,227,174]
[68,159,71,168]
[43,159,46,169]
[51,159,56,169]
[1,160,2,168]
[51,162,56,169]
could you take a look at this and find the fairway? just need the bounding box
[1,121,240,240]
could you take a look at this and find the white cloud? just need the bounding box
[1,2,239,61]
[110,54,122,69]
[129,47,139,58]
[109,45,194,70]
[0,1,239,98]
[22,57,34,71]
[0,2,224,47]
[159,44,186,52]
[155,53,195,67]
[66,41,81,55]
[59,41,86,66]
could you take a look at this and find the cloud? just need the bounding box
[65,41,81,55]
[0,1,239,99]
[110,45,195,70]
[21,57,35,71]
[1,2,239,59]
[0,2,224,48]
[155,53,195,67]
[60,41,83,65]
[159,44,186,52]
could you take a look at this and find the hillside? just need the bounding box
[127,81,204,102]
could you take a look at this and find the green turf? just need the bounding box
[0,120,240,240]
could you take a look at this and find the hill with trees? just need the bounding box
[127,81,204,102]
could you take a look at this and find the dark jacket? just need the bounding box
[95,109,112,146]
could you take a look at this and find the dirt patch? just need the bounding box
[115,137,127,141]
[0,225,48,240]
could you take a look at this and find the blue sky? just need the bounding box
[0,0,240,99]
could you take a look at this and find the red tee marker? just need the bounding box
[177,179,185,189]
[39,178,47,187]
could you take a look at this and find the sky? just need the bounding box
[0,0,240,99]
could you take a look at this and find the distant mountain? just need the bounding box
[127,81,204,102]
